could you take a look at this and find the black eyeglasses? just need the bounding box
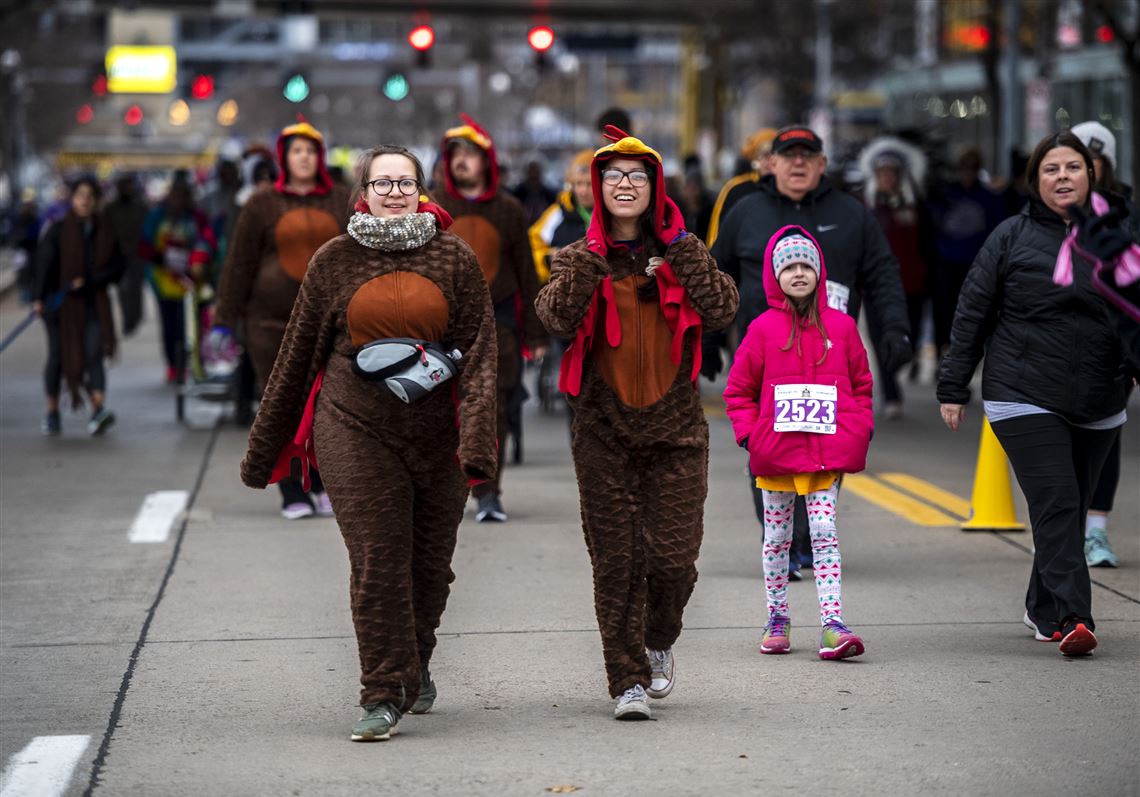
[366,178,419,196]
[600,168,650,187]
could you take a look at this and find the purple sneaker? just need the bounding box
[818,620,864,660]
[760,615,791,654]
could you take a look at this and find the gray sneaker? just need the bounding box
[1084,528,1118,568]
[87,407,115,436]
[42,411,61,436]
[475,494,507,522]
[351,702,401,742]
[614,684,651,721]
[407,668,437,714]
[646,648,674,699]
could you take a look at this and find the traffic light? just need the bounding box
[283,72,310,103]
[528,25,554,72]
[124,105,144,126]
[409,24,434,68]
[76,104,94,125]
[528,26,554,52]
[190,74,215,101]
[383,72,410,102]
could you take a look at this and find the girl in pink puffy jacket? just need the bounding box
[724,225,874,660]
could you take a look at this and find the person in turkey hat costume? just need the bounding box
[239,145,498,741]
[535,127,739,721]
[215,116,350,519]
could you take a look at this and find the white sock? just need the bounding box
[1085,513,1108,539]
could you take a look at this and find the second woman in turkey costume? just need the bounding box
[535,128,739,720]
[240,146,498,741]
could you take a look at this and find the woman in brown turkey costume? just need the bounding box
[239,146,498,741]
[215,117,349,519]
[535,128,739,720]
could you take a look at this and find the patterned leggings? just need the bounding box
[761,482,843,625]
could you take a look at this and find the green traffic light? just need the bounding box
[383,73,409,102]
[283,74,310,103]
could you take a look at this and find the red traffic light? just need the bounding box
[409,25,435,51]
[124,105,144,126]
[92,75,108,97]
[528,25,554,52]
[76,104,94,124]
[1096,25,1114,43]
[190,74,215,100]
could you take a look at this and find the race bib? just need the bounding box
[774,383,837,434]
[826,280,849,313]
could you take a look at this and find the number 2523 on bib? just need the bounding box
[773,384,837,434]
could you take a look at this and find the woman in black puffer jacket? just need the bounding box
[937,132,1129,658]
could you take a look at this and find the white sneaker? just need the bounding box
[1023,611,1059,642]
[281,502,314,520]
[646,648,674,699]
[614,684,651,721]
[313,491,334,517]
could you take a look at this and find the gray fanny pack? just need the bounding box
[353,337,462,403]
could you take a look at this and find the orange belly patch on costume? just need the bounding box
[448,215,502,286]
[592,276,678,408]
[274,207,342,282]
[347,271,450,346]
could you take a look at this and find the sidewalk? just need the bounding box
[86,386,1140,796]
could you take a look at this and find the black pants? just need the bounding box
[117,258,146,336]
[933,261,970,355]
[991,414,1119,636]
[279,469,325,507]
[1089,433,1121,513]
[869,294,926,403]
[43,311,106,397]
[156,297,184,370]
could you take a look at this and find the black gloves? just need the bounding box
[879,330,913,375]
[1069,204,1133,263]
[700,330,726,381]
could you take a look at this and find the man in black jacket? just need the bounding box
[709,125,912,359]
[709,125,913,574]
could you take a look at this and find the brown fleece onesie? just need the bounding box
[240,230,497,709]
[215,184,350,384]
[536,233,738,697]
[436,190,546,498]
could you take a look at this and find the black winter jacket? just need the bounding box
[709,174,909,338]
[936,200,1127,424]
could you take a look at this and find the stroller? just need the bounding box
[173,274,235,425]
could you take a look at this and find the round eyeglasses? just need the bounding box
[366,178,420,196]
[600,168,650,188]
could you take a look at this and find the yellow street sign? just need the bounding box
[106,46,177,94]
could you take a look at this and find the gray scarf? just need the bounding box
[348,211,436,251]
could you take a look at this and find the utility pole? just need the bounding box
[998,0,1023,178]
[812,0,834,153]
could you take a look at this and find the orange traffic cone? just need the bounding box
[961,417,1025,531]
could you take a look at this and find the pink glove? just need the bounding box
[659,197,687,245]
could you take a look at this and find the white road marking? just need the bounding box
[128,490,189,543]
[0,735,90,797]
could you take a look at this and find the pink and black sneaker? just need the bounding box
[818,620,864,660]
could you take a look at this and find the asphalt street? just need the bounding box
[1,290,1138,797]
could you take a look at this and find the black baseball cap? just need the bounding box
[771,125,824,154]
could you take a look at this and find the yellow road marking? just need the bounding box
[844,474,960,527]
[878,472,971,519]
[702,401,726,418]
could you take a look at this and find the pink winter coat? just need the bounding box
[724,225,874,478]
